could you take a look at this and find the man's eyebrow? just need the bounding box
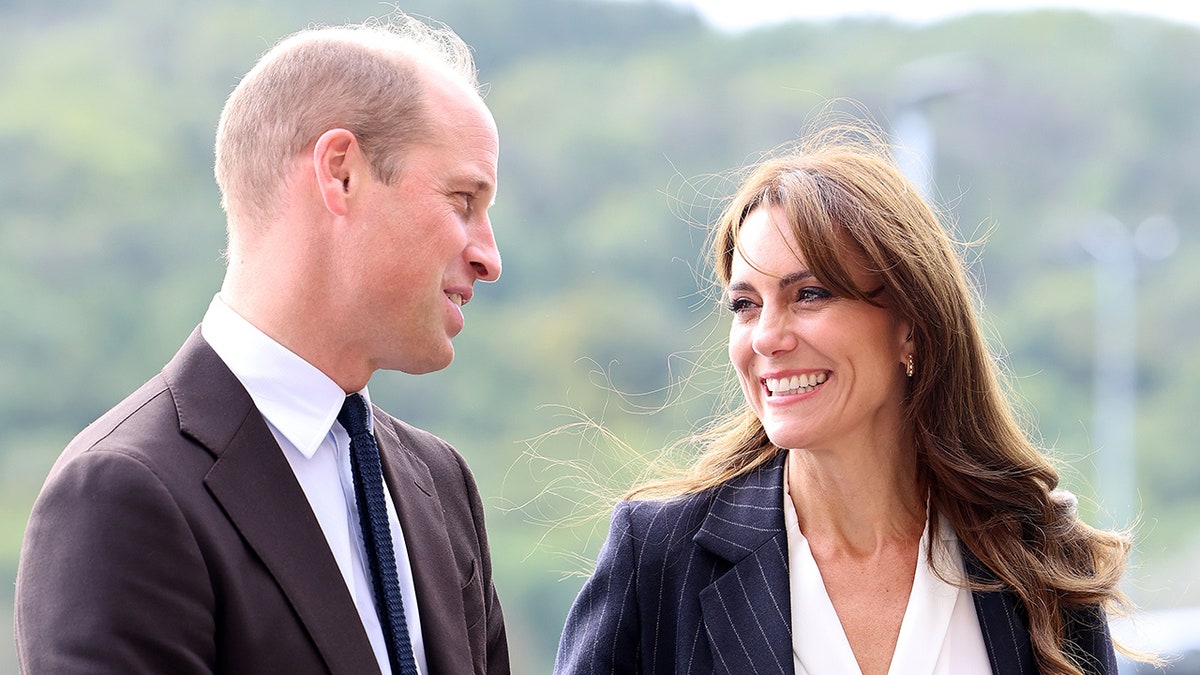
[464,176,497,205]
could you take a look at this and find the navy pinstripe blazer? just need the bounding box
[554,452,1117,674]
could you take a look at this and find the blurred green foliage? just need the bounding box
[3,0,1198,671]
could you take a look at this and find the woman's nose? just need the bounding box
[751,306,797,357]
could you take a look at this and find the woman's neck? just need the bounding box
[787,443,925,557]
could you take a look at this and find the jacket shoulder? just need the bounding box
[373,408,471,477]
[46,374,200,485]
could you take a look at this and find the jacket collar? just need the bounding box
[963,548,1039,673]
[164,328,382,675]
[694,452,795,674]
[693,452,789,563]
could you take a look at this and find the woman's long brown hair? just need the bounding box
[627,122,1131,674]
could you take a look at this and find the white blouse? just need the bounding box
[783,467,992,674]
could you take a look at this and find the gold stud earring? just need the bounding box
[906,354,914,378]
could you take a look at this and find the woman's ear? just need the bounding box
[899,316,914,344]
[312,128,359,216]
[898,317,915,369]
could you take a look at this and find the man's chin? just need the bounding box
[391,345,455,375]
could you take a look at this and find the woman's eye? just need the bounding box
[796,287,833,303]
[726,297,758,314]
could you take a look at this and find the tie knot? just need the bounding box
[338,393,371,438]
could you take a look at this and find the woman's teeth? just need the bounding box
[766,372,827,396]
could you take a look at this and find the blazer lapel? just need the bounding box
[165,329,380,675]
[964,547,1038,675]
[372,416,476,674]
[694,453,793,675]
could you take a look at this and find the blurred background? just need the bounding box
[2,0,1197,672]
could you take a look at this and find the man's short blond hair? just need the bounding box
[214,14,478,228]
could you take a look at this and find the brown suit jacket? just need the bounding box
[15,328,509,674]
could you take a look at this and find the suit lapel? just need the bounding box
[165,329,380,675]
[694,453,793,674]
[372,415,476,674]
[964,547,1037,675]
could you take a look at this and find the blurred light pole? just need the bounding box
[888,53,981,201]
[1078,214,1178,531]
[891,107,935,201]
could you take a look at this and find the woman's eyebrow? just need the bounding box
[728,269,814,294]
[776,270,815,289]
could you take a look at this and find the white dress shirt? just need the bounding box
[201,295,427,675]
[783,461,991,674]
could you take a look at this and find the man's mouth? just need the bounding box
[447,292,465,307]
[765,372,828,396]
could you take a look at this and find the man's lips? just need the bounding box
[445,287,472,307]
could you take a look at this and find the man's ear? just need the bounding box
[313,128,360,217]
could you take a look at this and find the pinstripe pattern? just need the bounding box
[966,552,1119,675]
[555,452,1118,674]
[555,456,790,674]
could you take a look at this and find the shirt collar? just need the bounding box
[200,294,371,458]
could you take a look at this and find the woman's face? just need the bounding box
[726,207,912,453]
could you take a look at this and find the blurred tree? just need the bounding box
[2,1,1197,671]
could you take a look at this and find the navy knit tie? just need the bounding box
[338,394,418,675]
